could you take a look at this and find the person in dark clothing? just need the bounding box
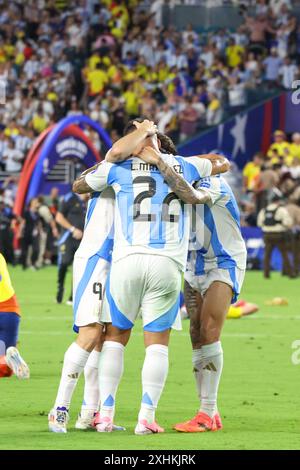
[20,198,41,270]
[0,197,16,265]
[257,190,294,279]
[55,192,87,304]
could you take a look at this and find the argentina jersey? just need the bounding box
[73,187,115,333]
[86,153,212,270]
[188,175,247,275]
[75,187,115,261]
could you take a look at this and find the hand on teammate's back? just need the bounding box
[138,146,161,165]
[133,120,158,137]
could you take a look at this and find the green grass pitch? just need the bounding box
[0,267,299,450]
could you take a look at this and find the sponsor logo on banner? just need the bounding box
[56,137,88,159]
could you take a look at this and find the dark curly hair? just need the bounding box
[157,133,177,155]
[123,119,177,155]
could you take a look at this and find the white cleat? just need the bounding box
[75,410,95,430]
[5,347,30,380]
[48,408,69,433]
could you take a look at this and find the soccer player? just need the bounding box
[48,186,115,433]
[73,119,230,434]
[139,146,247,432]
[48,125,187,433]
[0,252,30,379]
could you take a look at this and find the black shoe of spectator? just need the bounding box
[56,288,64,304]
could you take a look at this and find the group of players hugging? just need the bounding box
[0,118,247,435]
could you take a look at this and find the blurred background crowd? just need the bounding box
[0,0,300,272]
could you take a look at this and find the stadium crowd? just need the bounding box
[0,0,299,170]
[0,0,300,270]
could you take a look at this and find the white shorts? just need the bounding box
[101,254,182,331]
[73,255,110,332]
[185,266,245,304]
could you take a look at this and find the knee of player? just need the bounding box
[76,324,102,351]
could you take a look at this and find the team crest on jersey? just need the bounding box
[199,177,211,189]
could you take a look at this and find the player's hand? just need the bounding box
[133,119,157,137]
[138,146,161,165]
[72,228,83,240]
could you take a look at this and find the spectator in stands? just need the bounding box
[178,96,199,141]
[226,37,245,69]
[2,138,24,173]
[267,130,290,159]
[279,56,299,89]
[243,152,264,193]
[244,14,275,56]
[254,161,280,213]
[289,132,300,160]
[263,47,282,88]
[206,92,222,126]
[228,76,247,113]
[0,129,7,171]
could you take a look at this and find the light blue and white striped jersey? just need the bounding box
[86,154,212,270]
[188,175,247,274]
[75,186,115,261]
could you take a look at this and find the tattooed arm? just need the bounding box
[72,163,102,194]
[138,147,211,205]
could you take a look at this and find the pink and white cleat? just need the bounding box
[92,412,126,432]
[93,413,113,433]
[135,419,164,435]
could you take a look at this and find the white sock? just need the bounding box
[81,349,101,413]
[99,341,124,421]
[54,342,90,410]
[192,342,223,418]
[138,344,169,424]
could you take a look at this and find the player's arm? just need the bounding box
[191,153,230,175]
[73,161,112,194]
[138,147,211,205]
[105,120,157,162]
[72,162,103,194]
[72,177,94,194]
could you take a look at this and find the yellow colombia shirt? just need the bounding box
[87,69,108,95]
[243,162,260,190]
[267,141,290,158]
[226,45,244,68]
[0,253,20,315]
